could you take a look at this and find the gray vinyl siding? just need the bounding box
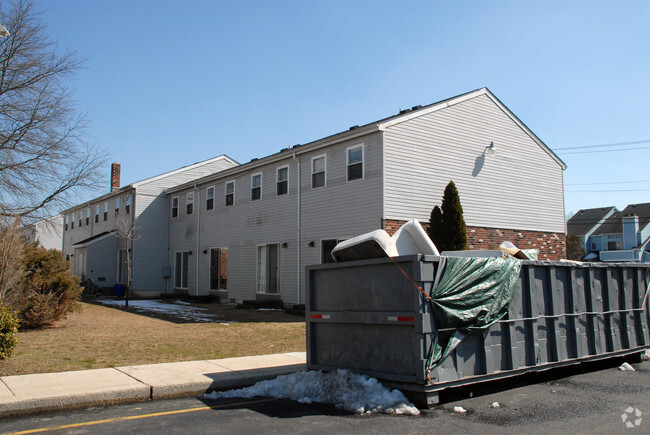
[62,156,238,294]
[167,132,384,305]
[85,236,117,287]
[130,155,238,293]
[383,93,565,233]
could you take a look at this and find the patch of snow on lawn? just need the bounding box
[202,369,420,415]
[96,299,223,323]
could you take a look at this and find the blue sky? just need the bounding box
[31,0,650,216]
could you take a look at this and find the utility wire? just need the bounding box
[554,139,650,151]
[558,145,650,155]
[566,179,650,186]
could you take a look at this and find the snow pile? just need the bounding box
[203,369,420,415]
[96,299,225,323]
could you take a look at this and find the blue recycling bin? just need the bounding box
[114,284,124,297]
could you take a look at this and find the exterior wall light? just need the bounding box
[484,141,496,156]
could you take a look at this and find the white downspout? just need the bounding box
[195,183,200,296]
[293,152,302,305]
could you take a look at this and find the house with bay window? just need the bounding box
[165,87,567,307]
[62,156,238,294]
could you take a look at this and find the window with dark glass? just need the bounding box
[186,192,194,215]
[251,174,261,201]
[206,186,215,210]
[347,145,363,181]
[277,167,288,196]
[225,181,234,206]
[312,155,325,188]
[171,196,179,218]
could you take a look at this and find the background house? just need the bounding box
[20,215,64,250]
[567,203,650,263]
[165,88,567,307]
[566,206,617,253]
[62,156,238,294]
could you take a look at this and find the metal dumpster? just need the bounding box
[306,255,650,406]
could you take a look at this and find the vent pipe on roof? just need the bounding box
[111,162,121,192]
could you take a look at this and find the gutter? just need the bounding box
[293,152,302,305]
[195,183,200,296]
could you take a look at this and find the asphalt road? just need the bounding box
[2,357,648,434]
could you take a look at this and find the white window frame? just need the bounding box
[78,211,83,226]
[125,194,131,214]
[346,143,364,182]
[174,251,189,289]
[206,186,215,210]
[171,196,179,218]
[276,165,289,196]
[209,247,228,290]
[251,173,262,201]
[104,202,108,221]
[117,249,128,284]
[225,181,235,206]
[186,192,194,215]
[311,154,326,189]
[85,209,90,225]
[256,243,280,294]
[95,205,100,223]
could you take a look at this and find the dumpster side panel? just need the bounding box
[307,257,650,403]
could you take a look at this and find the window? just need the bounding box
[71,220,74,229]
[321,239,345,264]
[115,198,120,217]
[117,249,128,284]
[276,166,288,196]
[312,155,326,188]
[65,216,69,231]
[607,241,622,251]
[104,202,108,221]
[95,205,99,223]
[171,196,179,218]
[206,186,215,210]
[78,211,82,227]
[186,192,194,215]
[125,195,131,214]
[251,173,262,201]
[225,181,235,206]
[85,209,90,225]
[174,251,189,289]
[210,247,228,290]
[591,242,596,250]
[347,144,364,181]
[257,244,279,293]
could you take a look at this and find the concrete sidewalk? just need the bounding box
[0,352,306,417]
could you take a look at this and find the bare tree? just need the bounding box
[0,217,24,303]
[0,0,105,222]
[114,193,139,307]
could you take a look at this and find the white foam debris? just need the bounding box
[453,406,467,413]
[619,362,636,371]
[202,369,420,415]
[491,402,500,408]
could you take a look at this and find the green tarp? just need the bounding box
[426,256,522,370]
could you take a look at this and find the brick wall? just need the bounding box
[381,219,566,260]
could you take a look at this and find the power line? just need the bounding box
[566,179,650,186]
[566,189,650,192]
[558,145,650,155]
[554,139,650,151]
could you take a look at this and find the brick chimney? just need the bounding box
[111,162,121,192]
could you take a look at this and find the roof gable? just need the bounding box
[378,88,566,170]
[567,206,617,236]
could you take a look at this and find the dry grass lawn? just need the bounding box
[0,302,306,376]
